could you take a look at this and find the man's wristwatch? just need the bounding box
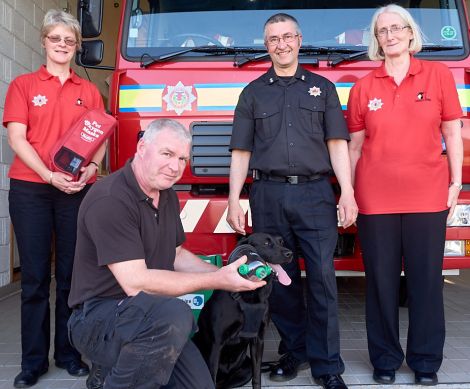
[450,182,463,190]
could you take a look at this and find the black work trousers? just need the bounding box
[357,211,448,373]
[250,178,344,377]
[68,292,214,389]
[9,179,88,371]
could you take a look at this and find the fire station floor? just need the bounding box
[0,271,469,389]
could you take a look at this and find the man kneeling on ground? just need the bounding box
[68,118,264,389]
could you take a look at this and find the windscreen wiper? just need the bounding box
[327,49,369,67]
[235,46,330,67]
[329,45,464,67]
[235,46,365,67]
[140,46,264,67]
[420,45,463,52]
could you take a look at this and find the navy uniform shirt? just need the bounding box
[230,65,349,176]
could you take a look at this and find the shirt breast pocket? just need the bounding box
[254,106,280,139]
[299,99,325,134]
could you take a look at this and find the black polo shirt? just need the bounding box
[68,160,185,308]
[230,65,349,176]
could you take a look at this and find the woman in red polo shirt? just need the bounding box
[347,4,462,387]
[4,9,105,388]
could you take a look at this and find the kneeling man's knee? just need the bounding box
[159,297,195,340]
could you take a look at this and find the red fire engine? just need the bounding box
[77,0,470,274]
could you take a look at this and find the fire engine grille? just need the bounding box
[191,122,233,176]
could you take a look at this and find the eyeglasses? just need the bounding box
[46,35,77,46]
[376,25,410,38]
[266,33,299,46]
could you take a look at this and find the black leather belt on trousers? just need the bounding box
[252,170,324,184]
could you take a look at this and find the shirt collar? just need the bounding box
[123,159,168,207]
[375,55,422,78]
[37,65,81,84]
[264,65,309,84]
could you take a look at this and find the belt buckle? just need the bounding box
[287,176,298,184]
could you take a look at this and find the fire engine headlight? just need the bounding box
[444,240,465,257]
[447,205,470,227]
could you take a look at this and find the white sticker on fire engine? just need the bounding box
[180,199,209,233]
[163,81,196,115]
[440,26,457,40]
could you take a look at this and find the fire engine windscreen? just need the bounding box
[124,0,465,59]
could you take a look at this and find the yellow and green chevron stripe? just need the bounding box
[118,82,470,113]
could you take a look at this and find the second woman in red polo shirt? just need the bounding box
[347,4,463,387]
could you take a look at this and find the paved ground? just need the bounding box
[0,270,469,389]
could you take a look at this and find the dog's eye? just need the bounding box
[265,240,274,247]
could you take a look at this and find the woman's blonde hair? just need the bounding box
[368,4,423,61]
[41,9,82,50]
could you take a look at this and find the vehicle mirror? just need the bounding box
[78,0,103,38]
[76,40,104,66]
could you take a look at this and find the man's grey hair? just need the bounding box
[264,13,302,40]
[41,9,82,50]
[141,119,191,144]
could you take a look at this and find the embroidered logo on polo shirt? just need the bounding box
[416,92,431,102]
[368,98,383,111]
[32,95,48,107]
[308,86,321,97]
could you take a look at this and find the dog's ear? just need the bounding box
[238,236,249,246]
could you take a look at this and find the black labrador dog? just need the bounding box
[193,233,293,389]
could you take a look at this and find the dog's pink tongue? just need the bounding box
[270,264,291,286]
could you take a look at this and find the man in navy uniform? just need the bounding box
[227,13,357,389]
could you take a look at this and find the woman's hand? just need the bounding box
[50,171,85,194]
[55,163,98,194]
[77,163,98,186]
[447,184,461,221]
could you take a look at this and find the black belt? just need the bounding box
[253,170,324,184]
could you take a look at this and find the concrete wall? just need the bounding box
[0,0,63,287]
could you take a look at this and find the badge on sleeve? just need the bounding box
[32,94,48,107]
[308,86,321,97]
[368,98,383,111]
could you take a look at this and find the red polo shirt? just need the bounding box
[347,57,462,214]
[3,65,104,183]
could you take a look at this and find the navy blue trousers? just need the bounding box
[9,179,89,371]
[68,292,214,389]
[250,177,344,377]
[357,211,447,373]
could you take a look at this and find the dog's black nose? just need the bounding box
[285,250,293,258]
